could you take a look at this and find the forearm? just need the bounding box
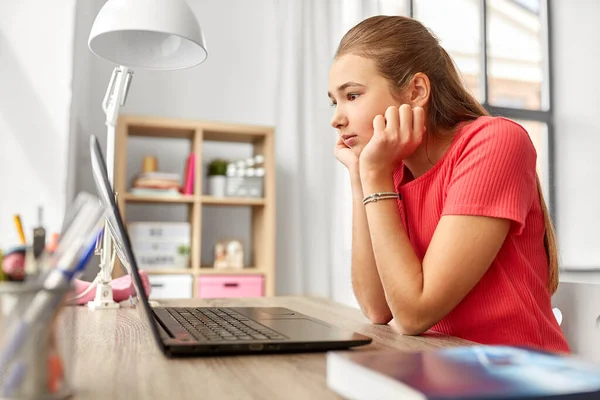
[349,171,393,324]
[360,172,426,334]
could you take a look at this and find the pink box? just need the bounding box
[197,275,264,298]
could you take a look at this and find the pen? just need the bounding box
[13,215,26,245]
[33,206,46,260]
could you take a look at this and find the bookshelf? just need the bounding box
[113,115,276,297]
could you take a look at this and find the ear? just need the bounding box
[409,73,430,108]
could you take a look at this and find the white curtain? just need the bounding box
[274,0,409,306]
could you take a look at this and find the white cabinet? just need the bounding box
[148,274,193,299]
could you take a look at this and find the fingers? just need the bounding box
[412,106,425,140]
[375,105,425,141]
[400,104,412,137]
[384,106,399,132]
[373,114,386,133]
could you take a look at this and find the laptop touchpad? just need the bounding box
[259,319,337,339]
[259,307,298,316]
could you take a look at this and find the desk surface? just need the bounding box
[63,296,471,400]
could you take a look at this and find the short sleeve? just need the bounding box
[443,118,537,235]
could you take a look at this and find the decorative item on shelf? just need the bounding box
[207,159,228,197]
[130,156,183,198]
[176,245,191,269]
[246,155,265,198]
[224,155,265,198]
[213,241,228,269]
[212,239,244,269]
[225,162,244,197]
[142,155,158,173]
[226,239,244,269]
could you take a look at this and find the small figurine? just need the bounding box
[226,240,244,269]
[213,241,229,269]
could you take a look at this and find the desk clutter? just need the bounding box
[327,345,600,399]
[0,193,105,399]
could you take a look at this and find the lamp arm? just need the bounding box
[88,66,133,309]
[103,66,133,185]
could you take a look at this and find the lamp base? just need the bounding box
[87,282,120,310]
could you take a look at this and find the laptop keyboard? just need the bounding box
[166,307,288,342]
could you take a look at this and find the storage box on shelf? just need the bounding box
[128,221,190,270]
[149,274,194,300]
[113,115,275,298]
[197,275,263,299]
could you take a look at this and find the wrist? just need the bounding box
[350,172,364,199]
[360,169,395,196]
[359,167,393,185]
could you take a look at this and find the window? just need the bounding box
[410,0,554,211]
[414,0,482,101]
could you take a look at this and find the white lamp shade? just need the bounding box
[88,0,208,70]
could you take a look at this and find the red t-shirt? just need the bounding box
[392,116,569,353]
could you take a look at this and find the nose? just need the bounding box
[330,108,348,130]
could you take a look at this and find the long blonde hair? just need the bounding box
[336,15,558,293]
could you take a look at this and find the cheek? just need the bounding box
[352,110,376,139]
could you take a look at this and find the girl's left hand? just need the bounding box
[359,104,426,176]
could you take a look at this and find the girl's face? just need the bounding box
[328,54,402,157]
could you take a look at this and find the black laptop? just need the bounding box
[89,135,372,357]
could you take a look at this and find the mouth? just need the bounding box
[341,134,357,147]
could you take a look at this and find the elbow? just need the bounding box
[361,307,393,325]
[396,323,427,336]
[393,314,431,336]
[368,312,393,325]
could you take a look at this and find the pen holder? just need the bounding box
[0,282,75,400]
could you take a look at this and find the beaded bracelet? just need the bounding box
[362,192,401,205]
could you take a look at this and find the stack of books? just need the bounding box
[129,153,195,197]
[130,172,182,197]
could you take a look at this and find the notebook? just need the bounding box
[327,345,600,399]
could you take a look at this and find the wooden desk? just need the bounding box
[63,296,470,399]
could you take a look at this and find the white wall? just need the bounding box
[551,0,600,360]
[0,1,76,247]
[553,0,600,271]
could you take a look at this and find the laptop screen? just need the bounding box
[89,134,166,350]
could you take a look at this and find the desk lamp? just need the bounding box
[87,0,208,309]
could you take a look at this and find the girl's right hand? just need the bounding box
[334,135,359,172]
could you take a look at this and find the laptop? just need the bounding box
[89,135,372,357]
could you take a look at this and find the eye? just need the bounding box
[347,93,360,101]
[330,101,337,108]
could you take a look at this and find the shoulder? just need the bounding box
[452,116,537,161]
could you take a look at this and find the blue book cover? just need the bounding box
[327,346,600,399]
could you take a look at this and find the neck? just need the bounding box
[403,130,454,179]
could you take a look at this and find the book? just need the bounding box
[327,346,600,400]
[136,172,181,181]
[181,153,195,195]
[129,188,183,197]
